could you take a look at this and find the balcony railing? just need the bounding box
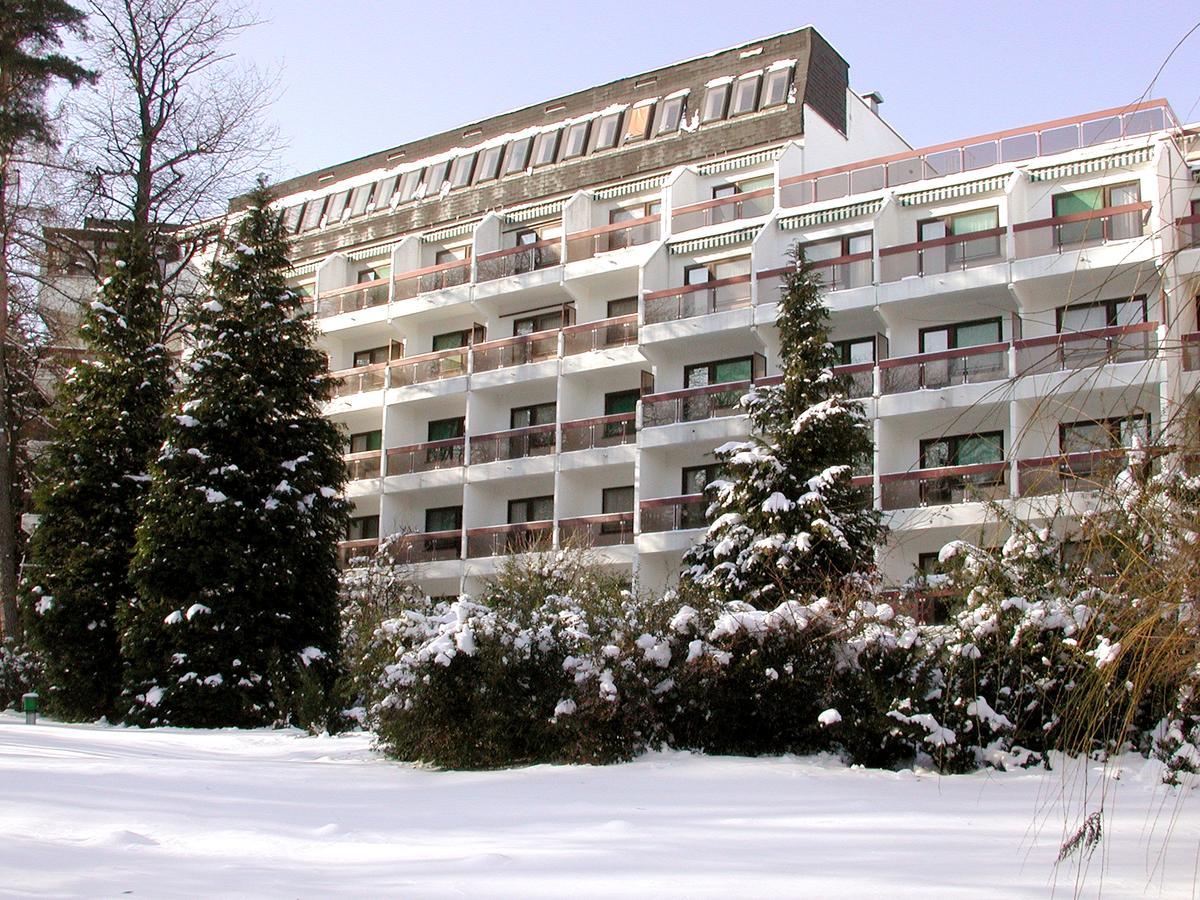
[562,315,638,355]
[1013,201,1150,258]
[469,424,556,464]
[558,512,635,547]
[879,228,1006,282]
[756,251,874,304]
[560,413,636,452]
[565,215,660,261]
[384,530,463,564]
[644,274,752,324]
[1184,332,1200,372]
[476,239,562,281]
[639,494,708,532]
[642,380,752,428]
[671,187,774,232]
[465,521,553,558]
[313,278,390,318]
[344,450,382,481]
[392,258,471,301]
[835,362,875,399]
[1016,449,1132,497]
[387,348,468,387]
[778,100,1174,207]
[880,342,1010,394]
[385,438,465,476]
[472,330,560,372]
[337,539,380,569]
[880,461,1009,510]
[1176,213,1200,248]
[1013,322,1158,376]
[330,362,387,398]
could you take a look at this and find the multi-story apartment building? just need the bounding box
[230,26,1198,598]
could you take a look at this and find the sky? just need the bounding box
[229,0,1200,181]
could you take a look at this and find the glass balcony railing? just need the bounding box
[641,380,752,427]
[329,363,387,398]
[344,450,382,481]
[562,315,638,355]
[558,512,635,547]
[391,259,471,300]
[475,239,562,281]
[560,413,636,452]
[880,461,1009,510]
[465,521,553,558]
[471,330,559,372]
[469,425,556,464]
[1013,202,1150,258]
[1016,449,1133,497]
[879,342,1010,394]
[337,539,380,569]
[385,530,463,564]
[879,229,1006,282]
[1013,322,1158,375]
[311,279,390,318]
[671,188,774,232]
[1176,213,1200,249]
[643,275,752,324]
[639,495,708,532]
[385,439,465,476]
[387,348,468,387]
[565,215,660,261]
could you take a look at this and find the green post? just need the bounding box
[22,692,37,725]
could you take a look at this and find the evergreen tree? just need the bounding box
[121,181,347,728]
[21,231,170,718]
[681,249,883,606]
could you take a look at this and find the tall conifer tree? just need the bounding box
[681,250,883,606]
[122,182,347,727]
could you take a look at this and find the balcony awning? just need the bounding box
[347,240,403,262]
[422,221,478,243]
[594,174,668,200]
[669,225,760,255]
[896,175,1008,207]
[779,199,882,230]
[697,146,782,176]
[1028,147,1153,182]
[505,198,566,223]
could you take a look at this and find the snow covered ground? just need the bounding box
[1,712,1197,898]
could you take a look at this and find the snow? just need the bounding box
[817,708,842,727]
[0,717,1197,897]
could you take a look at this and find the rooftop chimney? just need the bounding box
[861,91,884,115]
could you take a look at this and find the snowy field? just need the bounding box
[1,713,1198,898]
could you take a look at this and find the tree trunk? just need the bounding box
[0,162,21,642]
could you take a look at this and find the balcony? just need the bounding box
[642,380,752,428]
[836,363,875,399]
[643,275,752,324]
[330,362,387,398]
[1184,332,1200,372]
[1176,213,1200,248]
[385,438,465,476]
[562,315,638,355]
[558,512,635,547]
[1013,322,1158,376]
[344,450,382,481]
[387,348,468,387]
[312,278,390,319]
[778,100,1174,207]
[565,215,660,262]
[476,239,562,282]
[469,425,556,464]
[671,188,773,232]
[880,342,1010,394]
[1016,449,1132,497]
[466,521,553,558]
[879,229,1005,283]
[392,258,471,301]
[639,495,707,532]
[337,539,380,569]
[472,330,559,373]
[385,530,463,564]
[880,461,1009,510]
[1013,202,1150,258]
[757,252,874,302]
[561,413,636,452]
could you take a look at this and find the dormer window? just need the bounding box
[476,145,503,182]
[762,66,792,107]
[730,74,761,116]
[397,170,422,202]
[504,137,532,174]
[624,103,654,143]
[347,182,374,217]
[299,197,326,231]
[325,189,351,222]
[658,95,685,134]
[532,130,560,167]
[702,83,730,122]
[594,112,621,150]
[563,121,590,159]
[449,153,476,188]
[373,175,397,207]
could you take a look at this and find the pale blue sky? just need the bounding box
[231,0,1200,179]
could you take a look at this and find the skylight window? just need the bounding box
[658,95,685,134]
[594,113,622,150]
[562,121,590,158]
[532,130,560,167]
[702,83,730,123]
[504,137,532,174]
[730,75,761,116]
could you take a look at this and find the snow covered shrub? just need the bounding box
[0,640,37,710]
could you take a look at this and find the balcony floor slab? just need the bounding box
[467,454,556,483]
[641,308,754,345]
[558,442,637,471]
[383,468,466,493]
[639,415,751,449]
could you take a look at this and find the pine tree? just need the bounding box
[680,249,883,606]
[121,181,348,728]
[20,231,171,719]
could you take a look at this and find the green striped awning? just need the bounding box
[897,175,1009,207]
[1028,147,1153,182]
[779,199,882,230]
[505,198,566,223]
[594,174,669,200]
[347,240,403,262]
[422,221,478,242]
[669,225,759,255]
[697,146,782,176]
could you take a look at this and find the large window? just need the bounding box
[603,388,639,440]
[607,296,638,318]
[701,82,730,123]
[919,317,1002,354]
[680,465,722,528]
[601,486,635,535]
[1057,295,1146,333]
[917,207,1000,270]
[833,337,876,366]
[508,495,553,524]
[513,307,565,335]
[657,95,686,134]
[510,402,556,430]
[919,431,1004,504]
[1052,181,1141,245]
[348,430,382,454]
[1060,415,1150,481]
[352,346,389,367]
[729,74,761,116]
[427,417,465,441]
[431,329,470,351]
[424,505,463,533]
[347,515,380,541]
[684,356,753,388]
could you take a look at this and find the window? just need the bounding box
[1058,296,1146,332]
[449,154,476,188]
[515,228,539,246]
[325,190,351,222]
[431,330,470,351]
[607,297,637,318]
[349,430,382,453]
[347,515,380,541]
[508,495,553,524]
[604,389,639,417]
[1052,181,1142,245]
[510,402,556,430]
[281,205,304,234]
[1060,415,1150,481]
[919,317,1002,354]
[802,232,873,289]
[919,431,1004,504]
[658,95,685,134]
[424,505,463,533]
[397,170,422,203]
[300,197,326,231]
[532,130,560,167]
[624,103,654,143]
[347,183,374,218]
[682,464,724,495]
[685,356,754,387]
[805,232,872,261]
[833,338,876,366]
[352,346,389,367]
[917,207,1000,268]
[419,161,449,197]
[607,202,658,249]
[562,121,590,159]
[373,175,398,208]
[434,248,462,266]
[683,264,711,287]
[357,267,379,283]
[513,308,564,336]
[427,417,465,441]
[594,113,621,150]
[504,137,532,174]
[701,83,730,122]
[475,145,503,183]
[762,66,792,107]
[730,75,761,116]
[601,486,635,534]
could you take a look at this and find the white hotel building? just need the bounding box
[250,27,1200,599]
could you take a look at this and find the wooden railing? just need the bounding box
[387,348,468,387]
[465,521,553,558]
[471,329,560,372]
[476,238,562,281]
[878,227,1006,282]
[470,424,556,464]
[671,187,774,232]
[1013,321,1158,375]
[642,380,752,427]
[560,413,635,452]
[565,215,660,261]
[879,461,1009,510]
[880,342,1010,394]
[385,438,465,476]
[558,512,635,547]
[392,258,471,300]
[313,278,390,318]
[639,494,708,532]
[643,274,752,324]
[562,315,638,354]
[1013,201,1150,257]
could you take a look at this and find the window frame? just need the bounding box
[562,121,591,159]
[531,130,560,167]
[348,430,382,454]
[448,153,476,188]
[701,83,731,123]
[919,431,1005,470]
[593,112,622,151]
[729,74,762,116]
[624,102,654,143]
[684,355,755,388]
[918,316,1003,354]
[503,137,533,175]
[507,495,554,524]
[657,95,686,134]
[347,515,380,541]
[352,346,389,368]
[427,416,465,442]
[1056,295,1147,333]
[762,66,792,108]
[510,401,556,430]
[475,145,503,183]
[424,505,463,533]
[832,337,876,366]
